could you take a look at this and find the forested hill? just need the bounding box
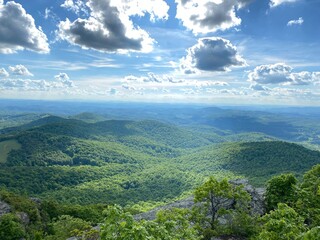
[0,115,319,207]
[1,115,214,149]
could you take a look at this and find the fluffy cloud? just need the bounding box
[0,1,49,54]
[180,37,246,74]
[270,0,298,7]
[290,72,320,85]
[248,63,292,84]
[0,68,9,77]
[117,0,169,22]
[0,78,74,91]
[61,0,88,15]
[248,63,320,85]
[58,0,169,53]
[9,65,33,77]
[287,17,304,26]
[54,73,74,87]
[175,0,252,34]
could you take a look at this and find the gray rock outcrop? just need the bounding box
[0,200,11,217]
[16,212,30,225]
[134,179,265,221]
[229,179,265,215]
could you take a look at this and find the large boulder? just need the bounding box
[229,179,265,215]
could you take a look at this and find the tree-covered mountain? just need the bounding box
[0,116,319,206]
[0,103,320,239]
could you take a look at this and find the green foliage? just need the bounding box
[101,205,153,240]
[155,208,200,240]
[219,141,320,185]
[100,205,199,240]
[296,164,320,227]
[265,173,298,211]
[0,213,26,240]
[175,141,320,186]
[297,227,320,240]
[0,164,319,240]
[40,200,106,224]
[257,203,306,240]
[45,215,92,240]
[225,208,259,237]
[193,177,251,239]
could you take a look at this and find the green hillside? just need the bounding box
[174,141,320,185]
[2,116,213,148]
[0,140,21,163]
[0,116,319,206]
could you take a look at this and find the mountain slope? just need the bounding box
[0,117,319,206]
[174,141,320,185]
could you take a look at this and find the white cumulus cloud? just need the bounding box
[58,0,169,53]
[9,65,33,77]
[180,37,246,74]
[248,63,320,86]
[0,1,49,54]
[54,73,74,87]
[175,0,252,34]
[290,71,320,85]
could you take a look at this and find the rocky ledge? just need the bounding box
[134,179,265,221]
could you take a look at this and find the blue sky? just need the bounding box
[0,0,320,105]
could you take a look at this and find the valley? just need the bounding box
[0,101,320,239]
[1,102,320,206]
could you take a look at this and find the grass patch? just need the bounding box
[0,140,21,163]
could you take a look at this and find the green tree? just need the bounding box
[101,205,199,240]
[100,205,152,240]
[193,177,251,238]
[265,173,297,211]
[0,213,26,240]
[257,203,306,240]
[296,164,320,227]
[155,208,201,240]
[45,215,91,240]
